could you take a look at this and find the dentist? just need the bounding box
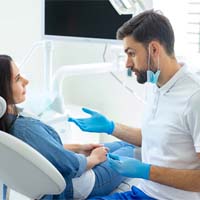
[69,10,200,200]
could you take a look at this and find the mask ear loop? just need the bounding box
[157,55,160,72]
[149,45,160,72]
[148,45,151,71]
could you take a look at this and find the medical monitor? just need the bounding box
[42,0,132,43]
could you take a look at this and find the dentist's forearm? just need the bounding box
[112,123,142,147]
[150,165,200,192]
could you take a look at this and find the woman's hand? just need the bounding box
[63,143,103,156]
[86,146,109,169]
[79,144,104,156]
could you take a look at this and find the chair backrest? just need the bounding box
[0,130,66,199]
[0,97,6,118]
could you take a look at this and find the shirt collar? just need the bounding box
[155,63,188,95]
[7,113,19,131]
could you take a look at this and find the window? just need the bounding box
[154,0,200,71]
[186,0,200,53]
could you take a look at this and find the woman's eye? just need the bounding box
[16,76,21,81]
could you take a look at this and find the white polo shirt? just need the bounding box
[138,64,200,200]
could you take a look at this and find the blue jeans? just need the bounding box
[89,185,156,200]
[88,141,135,198]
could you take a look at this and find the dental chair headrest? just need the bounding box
[0,96,6,118]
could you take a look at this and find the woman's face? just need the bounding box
[11,61,29,104]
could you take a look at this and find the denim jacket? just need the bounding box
[5,115,87,199]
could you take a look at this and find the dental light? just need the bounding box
[109,0,153,15]
[109,0,145,15]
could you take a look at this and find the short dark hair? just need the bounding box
[0,55,18,132]
[117,10,175,56]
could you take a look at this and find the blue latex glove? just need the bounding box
[107,153,150,180]
[68,107,115,134]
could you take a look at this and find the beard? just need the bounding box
[135,53,156,84]
[136,70,147,84]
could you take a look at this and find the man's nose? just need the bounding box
[125,57,134,69]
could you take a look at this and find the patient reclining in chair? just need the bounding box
[0,55,135,199]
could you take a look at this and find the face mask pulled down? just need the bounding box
[147,46,160,84]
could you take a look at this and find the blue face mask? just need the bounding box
[147,70,160,84]
[147,46,160,84]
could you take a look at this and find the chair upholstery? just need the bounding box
[0,130,66,199]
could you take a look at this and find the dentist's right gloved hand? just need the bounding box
[107,153,151,180]
[68,107,115,134]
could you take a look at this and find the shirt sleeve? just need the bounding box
[11,117,87,178]
[184,89,200,152]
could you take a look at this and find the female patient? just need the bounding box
[0,55,134,199]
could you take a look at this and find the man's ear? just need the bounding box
[149,41,160,57]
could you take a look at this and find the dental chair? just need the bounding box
[0,96,66,199]
[0,130,66,199]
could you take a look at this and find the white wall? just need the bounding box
[153,0,188,56]
[0,0,41,58]
[0,0,42,197]
[0,0,45,95]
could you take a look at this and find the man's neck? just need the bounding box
[157,56,181,87]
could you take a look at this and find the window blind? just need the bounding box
[187,0,200,53]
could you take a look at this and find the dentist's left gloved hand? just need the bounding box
[107,153,151,180]
[68,107,115,134]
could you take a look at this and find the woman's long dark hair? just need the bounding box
[0,55,18,132]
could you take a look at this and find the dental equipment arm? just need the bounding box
[51,63,118,114]
[68,107,142,147]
